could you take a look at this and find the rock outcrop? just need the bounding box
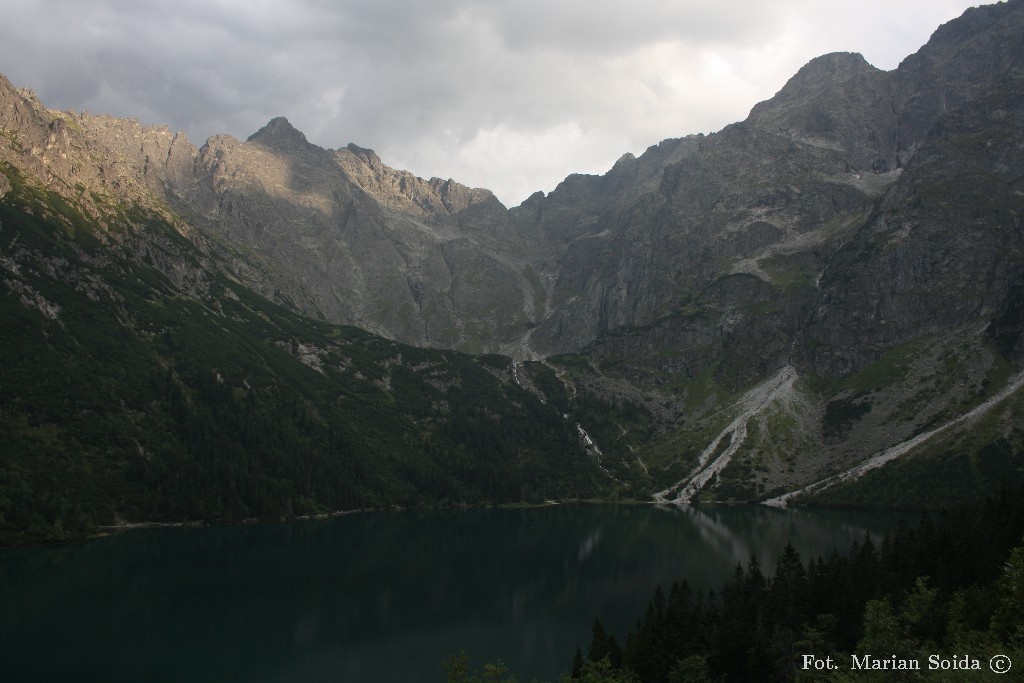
[7,1,1020,365]
[3,1,1024,512]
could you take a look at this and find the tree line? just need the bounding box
[448,484,1024,682]
[576,485,1024,682]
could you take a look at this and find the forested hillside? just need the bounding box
[4,1,1024,544]
[0,166,608,544]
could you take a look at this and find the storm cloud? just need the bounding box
[0,0,980,206]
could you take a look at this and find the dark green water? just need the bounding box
[0,504,903,682]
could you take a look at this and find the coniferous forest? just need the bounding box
[446,485,1024,682]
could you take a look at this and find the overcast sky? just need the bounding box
[0,0,982,207]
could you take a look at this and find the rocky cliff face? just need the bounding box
[0,59,889,362]
[4,2,1022,366]
[3,0,1024,515]
[514,0,1024,365]
[0,83,548,355]
[177,115,552,354]
[806,75,1024,375]
[506,1,1024,507]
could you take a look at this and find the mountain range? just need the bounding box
[2,1,1023,543]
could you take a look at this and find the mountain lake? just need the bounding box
[0,503,906,682]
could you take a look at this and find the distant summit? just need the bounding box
[1,0,1023,530]
[247,116,312,152]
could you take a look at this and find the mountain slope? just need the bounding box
[0,155,609,545]
[529,66,1024,506]
[3,2,1024,543]
[516,0,1024,360]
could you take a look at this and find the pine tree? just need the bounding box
[571,646,584,680]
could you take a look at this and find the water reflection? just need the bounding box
[0,504,903,682]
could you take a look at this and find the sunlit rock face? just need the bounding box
[2,1,1023,370]
[2,2,1024,514]
[180,116,544,355]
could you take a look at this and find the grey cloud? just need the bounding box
[475,0,784,53]
[0,0,983,205]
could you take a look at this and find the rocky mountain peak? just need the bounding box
[784,52,876,91]
[3,2,1024,525]
[923,0,1024,53]
[746,52,881,124]
[0,72,17,99]
[742,50,894,170]
[247,116,313,152]
[344,142,381,164]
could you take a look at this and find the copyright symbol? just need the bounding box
[990,654,1012,674]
